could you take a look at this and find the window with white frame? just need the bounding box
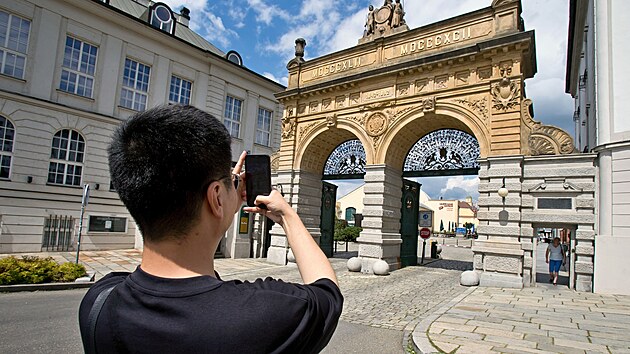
[169,76,192,104]
[223,96,242,138]
[60,36,98,98]
[120,58,150,111]
[0,10,31,79]
[149,4,174,34]
[47,129,85,186]
[256,108,272,146]
[0,116,15,179]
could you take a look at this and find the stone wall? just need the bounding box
[474,154,597,292]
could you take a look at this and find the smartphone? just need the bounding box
[245,155,272,208]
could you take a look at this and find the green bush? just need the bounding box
[0,256,87,285]
[335,226,362,242]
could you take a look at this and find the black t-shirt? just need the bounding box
[79,267,343,354]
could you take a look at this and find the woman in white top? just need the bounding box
[546,237,566,285]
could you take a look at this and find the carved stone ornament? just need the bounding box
[365,112,388,137]
[326,114,338,128]
[528,178,583,193]
[452,97,488,123]
[492,0,519,7]
[491,77,520,111]
[522,99,576,156]
[422,97,435,112]
[270,151,280,172]
[281,117,296,139]
[298,121,320,144]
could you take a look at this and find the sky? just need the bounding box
[162,0,574,203]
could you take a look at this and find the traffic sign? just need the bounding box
[420,227,431,239]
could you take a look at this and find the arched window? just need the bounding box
[0,116,15,179]
[47,129,85,186]
[149,3,174,34]
[345,207,356,222]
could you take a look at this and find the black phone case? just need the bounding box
[245,155,271,207]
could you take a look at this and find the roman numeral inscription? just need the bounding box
[400,27,472,56]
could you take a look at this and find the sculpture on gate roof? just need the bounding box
[360,0,409,43]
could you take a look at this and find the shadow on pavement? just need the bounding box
[535,272,569,287]
[332,251,358,259]
[423,258,473,271]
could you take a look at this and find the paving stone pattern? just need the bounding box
[427,286,630,353]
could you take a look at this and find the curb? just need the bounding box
[0,281,94,293]
[410,286,477,354]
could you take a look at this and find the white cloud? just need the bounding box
[262,72,288,86]
[194,11,239,49]
[246,0,292,25]
[439,176,480,202]
[160,0,206,12]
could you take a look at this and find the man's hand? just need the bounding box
[243,190,291,226]
[232,151,247,206]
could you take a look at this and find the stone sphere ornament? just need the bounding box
[347,257,362,272]
[460,270,480,286]
[372,260,390,276]
[436,244,443,255]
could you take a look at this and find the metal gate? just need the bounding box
[42,215,74,251]
[319,182,337,258]
[400,179,420,267]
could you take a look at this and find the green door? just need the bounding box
[400,179,420,267]
[319,182,337,257]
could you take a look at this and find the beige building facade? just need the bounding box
[269,0,602,292]
[0,0,283,256]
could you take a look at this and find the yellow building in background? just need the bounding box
[335,184,476,232]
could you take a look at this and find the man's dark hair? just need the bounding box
[108,105,232,242]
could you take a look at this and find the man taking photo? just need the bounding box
[79,105,343,353]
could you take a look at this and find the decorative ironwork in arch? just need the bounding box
[323,139,366,179]
[403,129,480,177]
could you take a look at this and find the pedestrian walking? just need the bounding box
[546,237,566,285]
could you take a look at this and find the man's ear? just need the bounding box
[206,182,224,219]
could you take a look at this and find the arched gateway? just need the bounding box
[268,0,596,292]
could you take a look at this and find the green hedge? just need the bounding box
[334,226,362,242]
[0,256,87,285]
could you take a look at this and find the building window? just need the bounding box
[224,96,242,138]
[60,36,98,98]
[88,215,127,233]
[256,108,272,146]
[169,76,192,104]
[0,116,15,179]
[345,207,356,222]
[47,129,85,186]
[0,10,31,79]
[150,3,174,34]
[120,58,150,111]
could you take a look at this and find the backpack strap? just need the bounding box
[87,285,116,354]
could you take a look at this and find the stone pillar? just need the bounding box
[473,156,525,288]
[356,165,403,273]
[267,170,322,265]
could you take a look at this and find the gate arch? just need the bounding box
[378,103,490,170]
[295,121,373,174]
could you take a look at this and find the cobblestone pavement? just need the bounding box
[423,286,630,354]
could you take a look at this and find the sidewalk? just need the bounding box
[1,249,285,280]
[412,285,630,354]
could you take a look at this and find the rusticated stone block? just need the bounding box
[485,255,521,273]
[474,254,483,269]
[575,261,594,274]
[575,245,594,256]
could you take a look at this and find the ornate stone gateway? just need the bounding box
[269,0,592,290]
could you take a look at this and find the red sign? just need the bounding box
[420,227,431,239]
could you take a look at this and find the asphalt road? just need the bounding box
[0,246,472,353]
[0,289,401,354]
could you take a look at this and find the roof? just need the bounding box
[92,0,285,89]
[107,0,224,56]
